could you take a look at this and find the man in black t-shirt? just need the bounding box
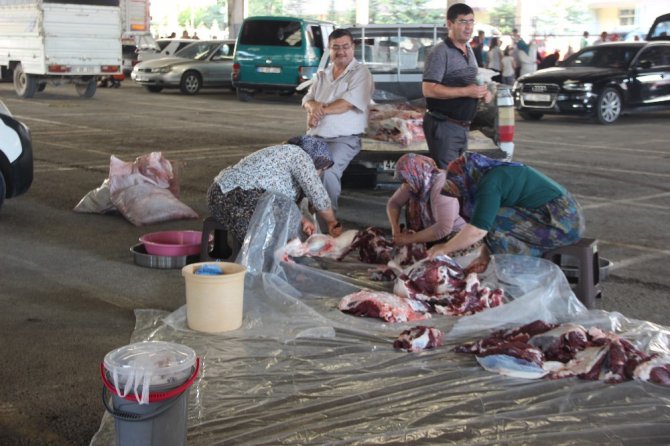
[422,3,492,168]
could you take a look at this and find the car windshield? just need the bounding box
[563,46,640,69]
[175,42,220,60]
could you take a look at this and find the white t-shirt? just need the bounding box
[501,55,515,77]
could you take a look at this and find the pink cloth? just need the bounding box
[387,172,465,241]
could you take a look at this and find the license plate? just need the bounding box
[524,93,551,102]
[135,75,148,81]
[257,66,281,74]
[381,160,397,172]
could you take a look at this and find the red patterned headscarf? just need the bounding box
[395,153,440,231]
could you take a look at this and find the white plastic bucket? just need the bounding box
[181,262,246,333]
[101,341,199,446]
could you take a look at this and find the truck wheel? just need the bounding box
[13,64,37,99]
[180,71,201,95]
[75,78,97,98]
[1,66,13,82]
[236,88,254,102]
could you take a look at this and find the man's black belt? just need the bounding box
[426,110,471,127]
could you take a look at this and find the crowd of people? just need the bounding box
[206,3,585,275]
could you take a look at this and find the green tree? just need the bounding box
[369,0,442,24]
[249,0,283,16]
[489,0,515,35]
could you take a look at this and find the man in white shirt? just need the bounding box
[303,28,374,216]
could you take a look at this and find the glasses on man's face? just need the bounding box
[330,44,352,51]
[455,19,475,26]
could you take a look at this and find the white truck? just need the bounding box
[0,0,123,98]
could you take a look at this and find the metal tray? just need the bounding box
[131,243,200,269]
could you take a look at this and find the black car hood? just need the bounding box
[518,67,626,84]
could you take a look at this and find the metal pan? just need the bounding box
[131,243,200,269]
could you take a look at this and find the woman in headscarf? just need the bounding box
[386,154,478,253]
[207,135,342,244]
[427,152,584,273]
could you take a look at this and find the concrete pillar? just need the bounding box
[227,0,247,39]
[355,0,369,25]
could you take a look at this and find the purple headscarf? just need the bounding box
[395,153,440,231]
[287,135,334,170]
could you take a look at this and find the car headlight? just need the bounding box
[153,66,172,73]
[563,81,592,92]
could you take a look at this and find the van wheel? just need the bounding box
[237,88,254,102]
[180,71,201,95]
[13,64,37,98]
[75,77,97,98]
[145,85,163,93]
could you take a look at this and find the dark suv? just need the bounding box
[513,13,670,124]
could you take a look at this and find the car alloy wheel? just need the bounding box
[596,87,622,124]
[180,71,201,95]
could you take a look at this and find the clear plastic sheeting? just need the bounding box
[91,195,670,445]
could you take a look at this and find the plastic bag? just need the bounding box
[72,178,116,214]
[74,152,197,225]
[109,174,197,226]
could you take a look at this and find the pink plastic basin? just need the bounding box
[139,231,203,257]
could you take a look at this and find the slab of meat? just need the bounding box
[634,356,670,385]
[393,256,465,302]
[338,290,431,323]
[393,257,505,316]
[393,326,443,352]
[456,320,670,386]
[339,226,427,267]
[279,230,358,262]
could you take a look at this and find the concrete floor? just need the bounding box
[0,81,669,445]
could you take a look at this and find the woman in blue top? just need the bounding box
[428,153,584,273]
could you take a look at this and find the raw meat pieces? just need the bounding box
[280,226,427,269]
[279,230,358,262]
[366,103,426,146]
[338,290,431,323]
[393,326,444,352]
[456,320,670,386]
[393,257,505,316]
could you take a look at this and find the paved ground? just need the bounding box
[1,81,669,445]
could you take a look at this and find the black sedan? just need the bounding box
[513,40,670,124]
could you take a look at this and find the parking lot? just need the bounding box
[1,81,670,445]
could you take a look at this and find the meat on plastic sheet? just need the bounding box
[90,200,670,445]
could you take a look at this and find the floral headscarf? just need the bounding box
[395,153,440,230]
[287,135,334,170]
[445,152,522,220]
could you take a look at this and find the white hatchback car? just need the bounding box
[0,101,33,210]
